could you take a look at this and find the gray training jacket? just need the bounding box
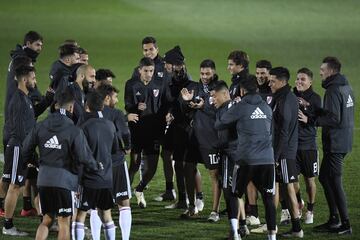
[214,93,274,166]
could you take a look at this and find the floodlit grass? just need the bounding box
[0,0,359,239]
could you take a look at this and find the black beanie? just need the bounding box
[164,46,184,65]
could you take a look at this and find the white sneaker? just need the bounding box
[281,229,304,238]
[195,198,204,212]
[208,211,220,222]
[2,227,29,236]
[304,211,314,224]
[250,224,278,234]
[134,190,146,208]
[246,215,261,225]
[280,209,291,225]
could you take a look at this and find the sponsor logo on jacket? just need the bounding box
[250,107,267,119]
[44,135,62,149]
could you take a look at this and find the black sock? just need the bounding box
[330,214,339,223]
[296,192,302,203]
[23,196,33,210]
[4,218,13,229]
[0,197,4,209]
[291,218,301,232]
[196,192,203,200]
[307,202,314,212]
[280,200,288,210]
[135,181,146,192]
[249,204,258,217]
[239,219,246,226]
[165,182,174,191]
[178,192,186,201]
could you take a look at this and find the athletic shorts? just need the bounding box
[26,164,38,180]
[199,148,220,170]
[275,158,298,184]
[220,154,236,189]
[296,150,319,178]
[232,164,275,198]
[78,187,114,211]
[2,144,26,186]
[39,187,74,217]
[113,162,132,202]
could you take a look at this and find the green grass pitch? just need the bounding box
[0,0,359,239]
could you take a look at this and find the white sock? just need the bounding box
[90,209,102,240]
[119,207,132,240]
[103,221,116,240]
[230,218,238,233]
[268,234,276,240]
[75,222,85,240]
[71,222,76,240]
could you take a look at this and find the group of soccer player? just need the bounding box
[0,31,354,240]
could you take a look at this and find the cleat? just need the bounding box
[20,208,37,217]
[208,211,220,222]
[304,211,313,224]
[238,224,250,237]
[154,189,176,202]
[195,198,204,212]
[134,191,146,208]
[333,225,352,235]
[2,227,29,236]
[314,219,341,232]
[165,200,188,209]
[180,206,198,219]
[250,224,278,234]
[246,215,261,226]
[280,209,291,225]
[281,229,304,238]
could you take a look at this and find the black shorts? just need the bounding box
[275,158,298,184]
[2,144,26,186]
[78,187,114,211]
[220,154,236,189]
[232,164,275,198]
[199,148,220,170]
[296,150,319,178]
[129,118,161,155]
[113,162,132,202]
[26,165,38,180]
[39,187,74,217]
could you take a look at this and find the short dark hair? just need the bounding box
[12,56,32,71]
[139,57,155,68]
[86,91,104,112]
[15,65,35,80]
[213,80,228,92]
[239,74,258,93]
[23,31,43,45]
[256,60,272,70]
[62,39,78,46]
[55,88,75,107]
[269,67,290,82]
[142,36,157,47]
[200,59,216,70]
[96,69,116,81]
[297,67,313,79]
[59,44,79,59]
[323,56,341,73]
[227,50,249,69]
[78,47,88,55]
[97,84,119,100]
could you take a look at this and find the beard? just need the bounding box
[26,82,35,92]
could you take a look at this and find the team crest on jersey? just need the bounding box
[267,96,272,105]
[157,72,164,78]
[153,89,159,97]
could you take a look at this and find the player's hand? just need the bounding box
[138,102,147,111]
[234,96,241,103]
[165,112,174,124]
[298,110,308,123]
[189,98,204,109]
[127,113,139,123]
[298,97,310,107]
[181,88,194,101]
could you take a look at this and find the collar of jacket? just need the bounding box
[273,84,291,102]
[84,111,104,121]
[293,86,314,99]
[322,73,347,89]
[231,70,248,84]
[258,81,271,94]
[55,108,73,119]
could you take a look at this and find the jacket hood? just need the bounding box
[241,93,264,105]
[44,111,74,132]
[322,73,348,89]
[10,44,39,63]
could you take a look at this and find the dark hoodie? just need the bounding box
[22,110,98,191]
[293,87,322,150]
[229,70,248,100]
[314,73,354,153]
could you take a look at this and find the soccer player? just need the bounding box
[227,50,250,100]
[312,57,354,234]
[268,67,303,238]
[2,65,53,236]
[75,91,118,240]
[255,59,272,102]
[214,75,277,240]
[22,89,100,240]
[95,68,116,87]
[125,57,167,208]
[293,68,321,224]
